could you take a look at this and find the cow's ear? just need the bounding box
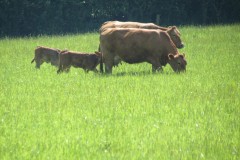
[179,54,184,58]
[182,53,186,58]
[178,53,186,59]
[167,26,175,32]
[168,54,175,60]
[170,26,176,31]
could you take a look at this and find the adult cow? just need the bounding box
[100,21,184,49]
[57,51,102,74]
[31,46,61,68]
[99,21,184,68]
[100,28,187,74]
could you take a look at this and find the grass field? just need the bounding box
[0,24,239,159]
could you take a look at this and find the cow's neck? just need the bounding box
[166,40,179,55]
[160,31,179,56]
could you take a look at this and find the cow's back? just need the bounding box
[35,47,59,59]
[100,21,167,33]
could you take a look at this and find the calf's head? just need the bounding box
[168,53,187,72]
[167,26,184,49]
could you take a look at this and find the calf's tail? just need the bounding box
[31,58,35,63]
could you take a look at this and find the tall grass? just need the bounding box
[0,25,239,159]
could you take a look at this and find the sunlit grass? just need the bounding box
[0,25,239,159]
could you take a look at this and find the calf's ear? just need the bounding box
[168,53,175,60]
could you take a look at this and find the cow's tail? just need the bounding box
[100,54,103,73]
[98,44,104,73]
[31,58,35,63]
[98,44,101,52]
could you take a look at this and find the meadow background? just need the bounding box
[0,24,239,159]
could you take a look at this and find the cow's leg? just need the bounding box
[65,67,71,73]
[58,64,70,74]
[57,64,63,74]
[34,52,44,69]
[92,68,98,73]
[147,57,163,73]
[57,68,62,74]
[35,60,43,69]
[152,65,163,73]
[104,55,114,74]
[84,69,89,73]
[113,56,122,67]
[105,62,113,74]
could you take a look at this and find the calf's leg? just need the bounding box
[35,60,43,69]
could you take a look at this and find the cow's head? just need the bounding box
[167,26,184,49]
[168,53,187,72]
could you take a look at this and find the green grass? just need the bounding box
[0,24,239,159]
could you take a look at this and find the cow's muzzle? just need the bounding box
[175,68,186,73]
[178,43,184,49]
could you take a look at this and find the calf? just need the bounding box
[57,51,102,74]
[31,46,61,68]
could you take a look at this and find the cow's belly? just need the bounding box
[116,50,151,64]
[122,57,146,64]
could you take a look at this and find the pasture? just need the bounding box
[0,24,239,159]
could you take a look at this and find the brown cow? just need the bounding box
[99,21,184,49]
[100,28,187,74]
[99,21,184,68]
[31,46,62,68]
[57,51,102,74]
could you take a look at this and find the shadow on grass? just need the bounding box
[94,70,185,77]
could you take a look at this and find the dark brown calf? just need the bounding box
[57,51,102,74]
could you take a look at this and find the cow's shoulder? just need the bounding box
[158,30,171,40]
